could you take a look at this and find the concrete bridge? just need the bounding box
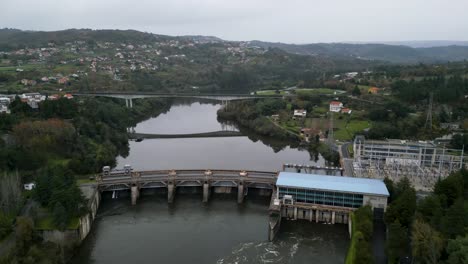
[98,165,278,205]
[72,91,287,108]
[128,130,244,139]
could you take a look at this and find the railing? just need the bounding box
[97,168,278,190]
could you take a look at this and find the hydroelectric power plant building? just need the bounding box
[268,172,389,240]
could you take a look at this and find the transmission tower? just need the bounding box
[425,92,433,131]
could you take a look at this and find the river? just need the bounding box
[71,99,349,264]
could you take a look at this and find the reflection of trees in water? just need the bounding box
[219,119,321,161]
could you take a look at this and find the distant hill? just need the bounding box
[0,28,177,50]
[2,28,467,64]
[247,41,468,63]
[349,40,468,48]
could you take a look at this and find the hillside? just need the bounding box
[248,41,468,63]
[0,29,376,94]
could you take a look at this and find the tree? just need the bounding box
[440,199,467,239]
[354,206,373,241]
[386,220,409,264]
[416,194,443,229]
[352,85,361,96]
[384,178,416,227]
[434,171,464,207]
[411,218,444,264]
[383,177,395,202]
[52,203,68,230]
[354,231,374,264]
[446,235,468,264]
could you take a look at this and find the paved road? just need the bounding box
[341,142,351,159]
[340,143,354,177]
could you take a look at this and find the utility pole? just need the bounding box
[425,92,433,131]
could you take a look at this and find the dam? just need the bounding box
[94,165,389,241]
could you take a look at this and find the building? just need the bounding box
[440,122,460,130]
[20,93,45,109]
[58,77,69,85]
[275,172,389,223]
[24,183,35,190]
[341,107,352,114]
[353,136,467,190]
[368,87,380,94]
[0,105,10,114]
[329,101,343,112]
[293,109,307,118]
[353,136,465,168]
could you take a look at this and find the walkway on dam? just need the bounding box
[128,130,244,139]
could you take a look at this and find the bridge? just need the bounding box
[128,130,244,139]
[72,91,287,108]
[97,166,278,205]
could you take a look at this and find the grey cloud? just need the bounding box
[1,0,467,43]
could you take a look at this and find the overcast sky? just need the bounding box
[2,0,468,43]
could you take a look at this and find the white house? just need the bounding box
[329,101,343,112]
[0,105,10,114]
[293,109,307,118]
[24,183,35,190]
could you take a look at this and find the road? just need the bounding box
[340,142,354,177]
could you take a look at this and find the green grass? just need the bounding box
[296,88,345,95]
[345,213,357,264]
[335,120,370,141]
[77,178,96,185]
[347,144,354,156]
[47,158,71,167]
[35,215,80,230]
[256,90,285,95]
[0,64,43,72]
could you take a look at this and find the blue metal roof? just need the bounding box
[277,172,389,197]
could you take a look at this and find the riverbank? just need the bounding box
[217,100,340,166]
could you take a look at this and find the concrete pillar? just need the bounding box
[131,186,139,205]
[332,211,336,224]
[125,99,129,108]
[168,183,175,203]
[309,209,313,222]
[129,98,133,108]
[237,183,244,204]
[202,183,210,203]
[315,209,319,223]
[293,207,298,220]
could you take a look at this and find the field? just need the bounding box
[35,206,80,230]
[0,64,43,72]
[257,88,345,96]
[305,116,370,141]
[334,120,370,141]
